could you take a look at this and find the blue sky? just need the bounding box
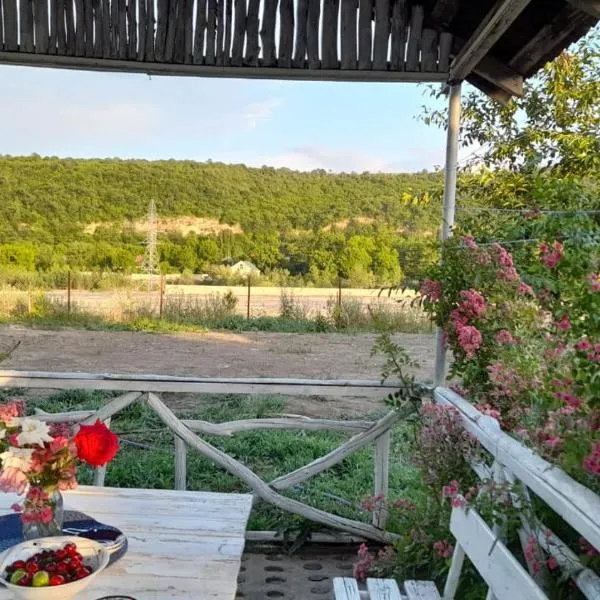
[1,64,455,172]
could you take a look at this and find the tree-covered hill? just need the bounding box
[0,155,442,242]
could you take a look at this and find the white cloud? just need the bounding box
[241,98,282,130]
[252,144,443,173]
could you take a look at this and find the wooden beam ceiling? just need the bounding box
[450,0,533,81]
[566,0,600,19]
[509,5,594,73]
[452,37,523,97]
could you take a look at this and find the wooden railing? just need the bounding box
[0,0,452,81]
[0,370,598,597]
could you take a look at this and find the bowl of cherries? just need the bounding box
[0,537,109,600]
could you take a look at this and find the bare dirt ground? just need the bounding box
[0,326,435,417]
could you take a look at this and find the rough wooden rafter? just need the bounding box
[566,0,600,18]
[452,36,523,97]
[450,0,533,81]
[509,5,595,73]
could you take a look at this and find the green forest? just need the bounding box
[0,155,443,287]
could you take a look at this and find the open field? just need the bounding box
[45,285,416,319]
[0,326,436,417]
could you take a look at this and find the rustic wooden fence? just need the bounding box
[0,370,598,597]
[0,0,452,79]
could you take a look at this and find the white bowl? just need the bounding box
[0,536,109,600]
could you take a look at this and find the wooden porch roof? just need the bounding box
[0,0,597,99]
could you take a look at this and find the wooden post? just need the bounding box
[159,274,165,318]
[93,417,111,486]
[373,430,390,528]
[174,435,187,490]
[434,82,461,387]
[246,276,251,319]
[67,270,72,313]
[337,276,342,309]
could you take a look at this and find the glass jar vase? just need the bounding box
[22,488,64,540]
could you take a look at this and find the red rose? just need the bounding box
[74,420,119,467]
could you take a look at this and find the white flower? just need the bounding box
[0,428,5,440]
[13,418,54,447]
[0,447,34,471]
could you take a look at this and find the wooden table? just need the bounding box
[0,486,253,599]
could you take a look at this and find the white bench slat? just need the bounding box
[334,577,362,600]
[450,507,548,600]
[404,580,441,599]
[367,577,405,599]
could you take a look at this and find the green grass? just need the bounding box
[9,389,423,535]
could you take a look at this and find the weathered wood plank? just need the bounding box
[93,0,103,57]
[278,0,294,67]
[420,28,437,71]
[442,543,466,599]
[3,0,18,50]
[340,0,357,69]
[56,0,67,52]
[164,0,178,61]
[20,0,35,52]
[372,430,390,528]
[136,0,146,59]
[293,0,308,66]
[438,30,451,72]
[509,6,590,74]
[183,0,193,62]
[85,0,94,56]
[358,0,372,69]
[92,416,111,486]
[306,0,319,69]
[66,0,76,54]
[270,410,400,490]
[244,0,259,64]
[260,0,277,66]
[404,580,441,599]
[0,0,4,50]
[231,0,245,65]
[145,0,154,59]
[74,0,85,53]
[215,0,224,64]
[372,0,389,70]
[450,506,547,600]
[333,578,361,600]
[172,0,186,62]
[103,0,112,56]
[147,393,398,543]
[117,0,127,57]
[405,3,422,71]
[322,0,339,68]
[174,435,187,490]
[435,387,600,553]
[367,579,403,600]
[390,0,406,70]
[193,0,206,63]
[451,0,533,80]
[223,0,232,64]
[34,0,50,52]
[566,0,600,17]
[0,486,252,600]
[431,0,459,27]
[127,0,137,58]
[49,0,58,52]
[109,0,118,53]
[154,0,168,60]
[205,0,217,63]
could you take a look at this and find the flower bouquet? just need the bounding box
[0,400,119,539]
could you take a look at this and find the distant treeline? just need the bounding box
[0,155,442,287]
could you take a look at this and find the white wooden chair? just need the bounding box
[334,502,549,600]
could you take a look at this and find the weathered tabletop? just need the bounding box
[0,486,253,599]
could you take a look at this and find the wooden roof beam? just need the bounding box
[509,6,594,73]
[450,0,533,81]
[566,0,600,19]
[452,37,523,96]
